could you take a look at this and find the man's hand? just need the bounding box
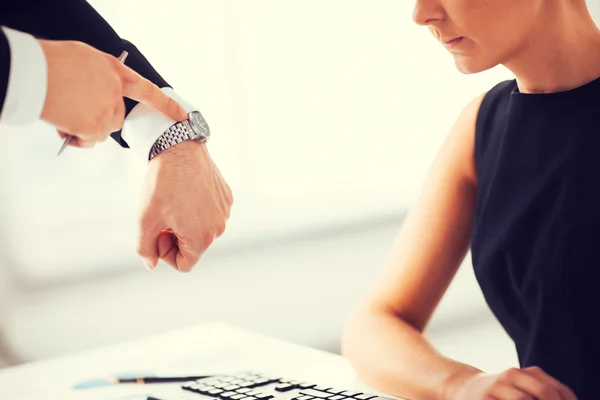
[38,39,187,147]
[137,140,233,272]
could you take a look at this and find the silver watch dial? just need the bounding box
[188,111,210,138]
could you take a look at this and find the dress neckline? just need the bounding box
[510,76,600,99]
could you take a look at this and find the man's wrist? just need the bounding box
[149,110,209,160]
[151,137,206,162]
[121,87,200,161]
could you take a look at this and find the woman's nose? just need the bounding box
[412,0,445,26]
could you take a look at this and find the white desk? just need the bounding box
[0,322,398,400]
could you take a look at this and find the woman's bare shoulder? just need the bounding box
[439,92,486,186]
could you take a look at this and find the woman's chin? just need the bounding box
[454,55,497,75]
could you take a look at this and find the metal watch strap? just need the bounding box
[149,120,205,160]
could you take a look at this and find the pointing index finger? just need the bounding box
[117,62,188,122]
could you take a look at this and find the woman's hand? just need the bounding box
[447,366,577,400]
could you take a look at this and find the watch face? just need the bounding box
[188,111,210,138]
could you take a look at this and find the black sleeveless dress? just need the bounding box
[471,77,600,399]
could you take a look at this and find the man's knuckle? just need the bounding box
[106,53,120,68]
[501,368,520,381]
[190,237,210,257]
[526,366,542,373]
[143,80,157,98]
[136,244,148,257]
[165,96,178,112]
[204,231,215,245]
[72,40,87,50]
[536,385,555,399]
[179,260,196,273]
[189,241,208,259]
[184,236,201,255]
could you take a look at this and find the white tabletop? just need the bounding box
[0,322,398,400]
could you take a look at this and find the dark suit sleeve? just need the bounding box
[0,30,10,119]
[0,0,172,148]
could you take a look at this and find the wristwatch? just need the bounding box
[148,110,210,160]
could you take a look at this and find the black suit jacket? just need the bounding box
[0,0,172,148]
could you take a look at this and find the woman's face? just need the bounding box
[412,0,543,74]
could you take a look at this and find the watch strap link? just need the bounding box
[149,120,205,160]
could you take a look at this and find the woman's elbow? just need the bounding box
[340,305,375,366]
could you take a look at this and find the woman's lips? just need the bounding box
[443,37,464,50]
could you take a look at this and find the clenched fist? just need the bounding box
[38,39,187,147]
[137,140,233,272]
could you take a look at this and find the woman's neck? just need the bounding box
[504,3,600,94]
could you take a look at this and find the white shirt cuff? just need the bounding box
[121,87,198,161]
[0,27,47,126]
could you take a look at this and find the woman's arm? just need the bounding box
[341,93,484,400]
